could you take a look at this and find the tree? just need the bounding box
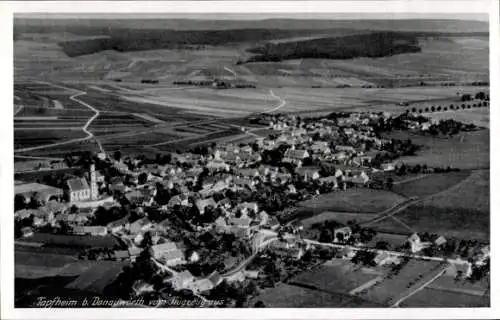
[424,107,429,112]
[385,177,394,190]
[113,151,122,162]
[254,301,266,308]
[14,194,26,212]
[431,106,435,112]
[138,172,148,185]
[375,241,391,250]
[70,205,79,214]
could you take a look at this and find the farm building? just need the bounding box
[15,182,64,203]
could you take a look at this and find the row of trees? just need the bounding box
[408,101,489,114]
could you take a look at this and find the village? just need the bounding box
[14,110,490,307]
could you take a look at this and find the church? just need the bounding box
[65,164,99,203]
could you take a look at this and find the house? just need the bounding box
[283,149,310,167]
[73,226,108,236]
[132,280,154,296]
[214,216,229,233]
[238,152,262,163]
[228,225,252,238]
[128,247,143,260]
[373,251,400,266]
[15,208,55,226]
[273,172,292,185]
[188,251,200,263]
[352,156,372,167]
[338,247,356,259]
[150,242,181,260]
[170,270,195,291]
[107,216,130,233]
[20,226,33,238]
[243,270,260,279]
[271,240,294,250]
[434,236,447,247]
[310,141,331,154]
[235,168,260,179]
[407,233,424,253]
[445,261,473,278]
[190,279,214,293]
[168,194,189,208]
[474,245,490,266]
[335,145,356,153]
[274,247,304,260]
[207,271,222,287]
[206,161,229,172]
[195,198,217,215]
[161,249,186,266]
[232,177,256,190]
[319,176,338,188]
[235,202,259,217]
[267,216,280,230]
[229,217,252,228]
[333,227,352,243]
[296,167,320,182]
[344,171,370,186]
[129,218,153,234]
[114,250,130,261]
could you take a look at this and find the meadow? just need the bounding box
[393,171,471,198]
[290,260,382,294]
[400,287,489,307]
[298,189,407,214]
[359,259,441,305]
[386,129,489,169]
[252,283,381,308]
[394,204,489,241]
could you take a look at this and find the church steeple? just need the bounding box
[90,163,98,201]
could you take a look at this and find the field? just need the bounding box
[358,259,441,305]
[385,130,489,169]
[14,130,87,149]
[393,171,471,198]
[400,287,489,307]
[290,259,383,294]
[252,283,381,308]
[390,169,489,240]
[394,204,489,241]
[298,189,407,214]
[64,261,126,294]
[22,233,125,249]
[301,211,375,228]
[422,107,490,128]
[420,169,489,213]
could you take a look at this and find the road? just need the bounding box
[224,66,237,76]
[388,262,450,307]
[14,82,105,154]
[361,197,420,227]
[14,105,24,116]
[267,89,287,114]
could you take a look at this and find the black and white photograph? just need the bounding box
[2,0,497,318]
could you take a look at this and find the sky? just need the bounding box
[16,13,488,21]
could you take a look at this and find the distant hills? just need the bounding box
[14,18,488,59]
[14,18,489,33]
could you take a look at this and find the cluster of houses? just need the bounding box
[14,110,489,297]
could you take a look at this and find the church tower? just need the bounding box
[90,163,98,200]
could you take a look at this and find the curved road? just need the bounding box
[267,89,287,114]
[15,83,104,154]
